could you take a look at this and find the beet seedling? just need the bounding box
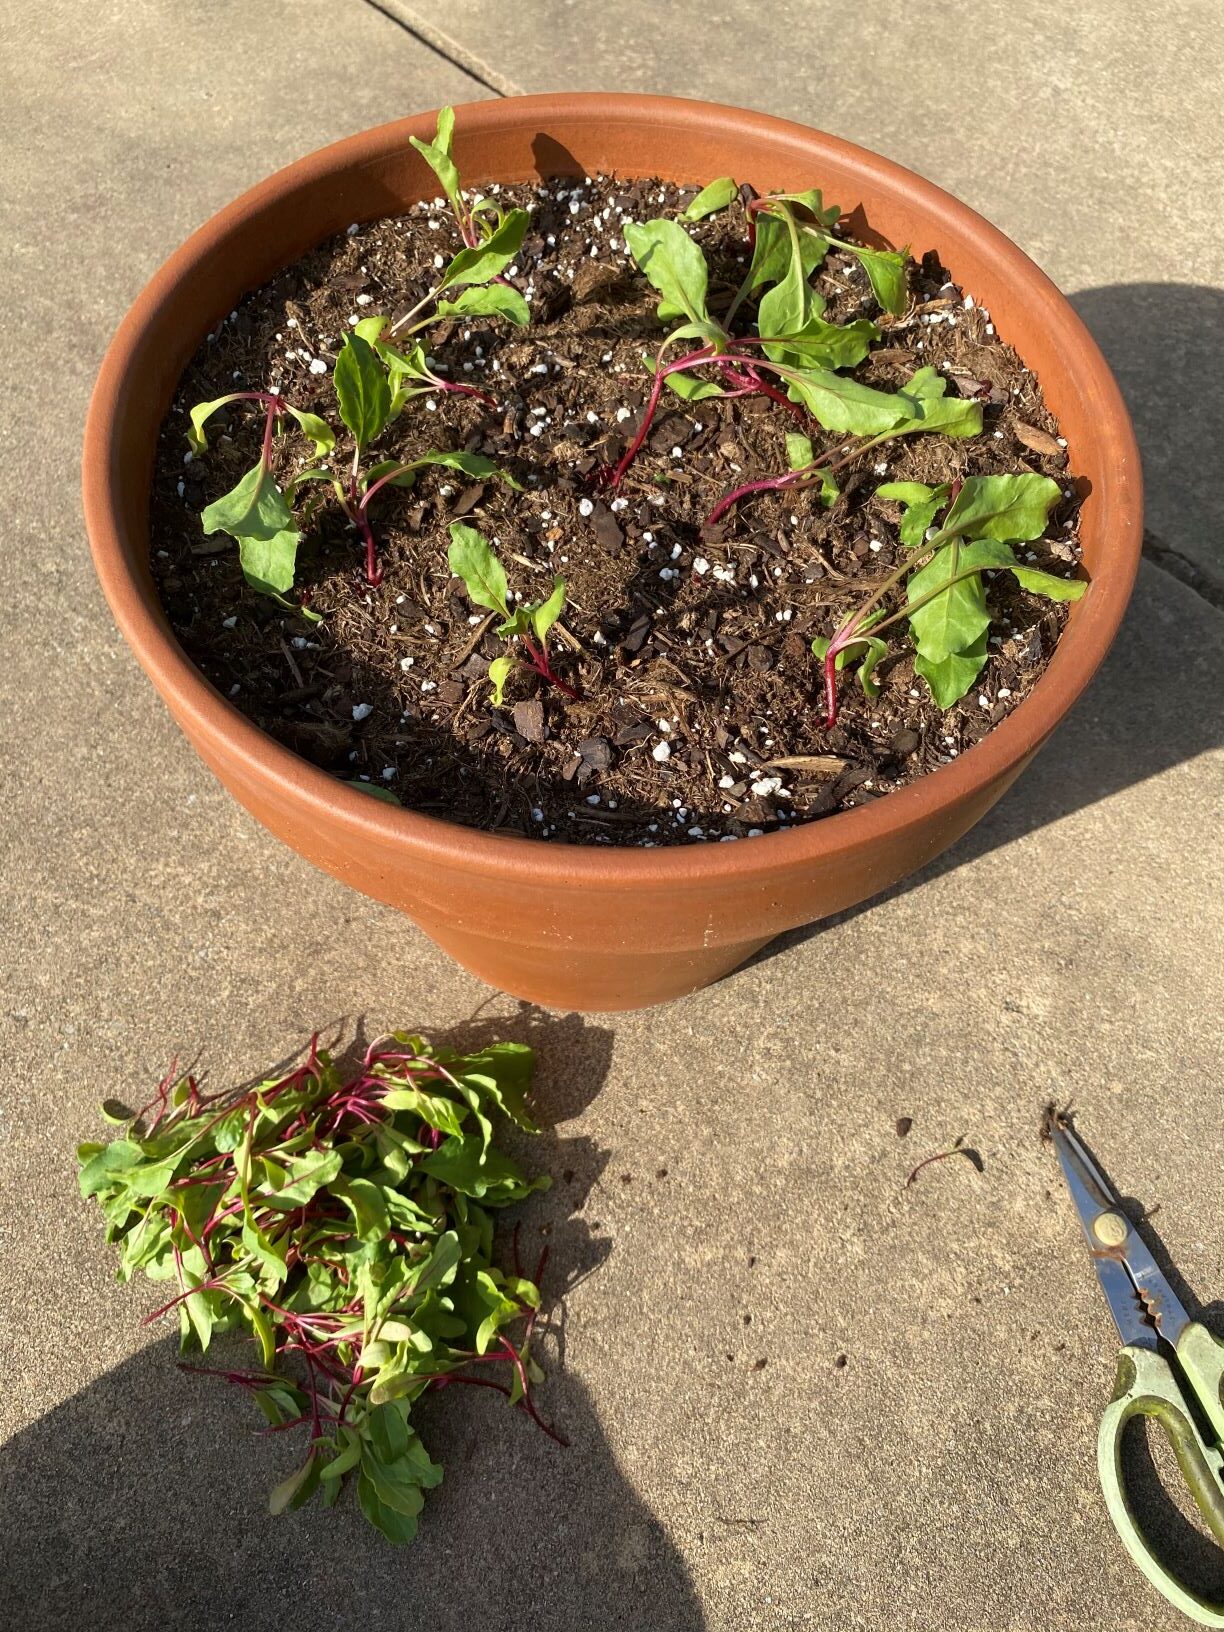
[733,191,911,323]
[813,473,1087,722]
[186,106,531,595]
[602,193,978,505]
[189,323,519,592]
[447,522,578,703]
[391,106,531,335]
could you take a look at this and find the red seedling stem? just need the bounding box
[598,345,715,487]
[705,468,808,528]
[495,1334,569,1447]
[519,634,581,701]
[598,343,830,491]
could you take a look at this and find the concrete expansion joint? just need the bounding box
[1142,528,1224,614]
[362,0,525,98]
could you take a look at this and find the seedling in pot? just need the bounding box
[391,106,532,335]
[184,105,529,594]
[78,1031,560,1544]
[704,361,983,527]
[600,191,978,504]
[188,324,519,592]
[734,191,911,323]
[447,523,579,703]
[813,473,1087,722]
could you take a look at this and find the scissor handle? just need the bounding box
[1098,1342,1224,1627]
[1176,1323,1224,1448]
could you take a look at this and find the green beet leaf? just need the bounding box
[409,450,522,490]
[435,283,530,325]
[914,631,991,708]
[764,313,879,372]
[876,480,945,505]
[379,1083,468,1138]
[319,1433,363,1483]
[459,1041,539,1131]
[353,313,390,346]
[756,205,829,358]
[187,393,243,454]
[441,209,529,288]
[262,1148,343,1208]
[420,1135,546,1203]
[769,188,841,227]
[887,367,983,439]
[334,332,392,451]
[529,577,566,643]
[361,461,417,492]
[786,370,920,437]
[876,479,952,548]
[358,1470,421,1544]
[683,176,738,220]
[664,370,724,402]
[434,104,455,157]
[269,1454,319,1516]
[331,1175,389,1243]
[447,522,510,616]
[786,432,815,470]
[201,461,302,596]
[623,218,711,326]
[283,405,335,457]
[841,241,910,316]
[758,255,821,356]
[904,529,1083,709]
[407,1230,462,1298]
[744,211,828,298]
[409,107,463,223]
[487,654,515,706]
[235,531,301,599]
[1008,560,1087,601]
[906,539,999,666]
[935,472,1064,544]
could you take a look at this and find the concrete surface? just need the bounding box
[1,4,1222,1630]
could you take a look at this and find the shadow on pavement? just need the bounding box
[0,1013,706,1632]
[1072,282,1224,587]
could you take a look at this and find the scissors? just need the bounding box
[1052,1115,1224,1624]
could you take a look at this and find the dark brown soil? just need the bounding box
[150,174,1083,847]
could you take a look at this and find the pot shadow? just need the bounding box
[1072,282,1224,586]
[754,282,1224,963]
[0,1014,706,1632]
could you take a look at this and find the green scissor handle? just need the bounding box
[1176,1323,1224,1448]
[1098,1330,1224,1627]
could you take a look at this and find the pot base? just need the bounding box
[422,919,774,1011]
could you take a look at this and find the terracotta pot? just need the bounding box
[83,94,1141,1011]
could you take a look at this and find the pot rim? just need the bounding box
[83,91,1142,891]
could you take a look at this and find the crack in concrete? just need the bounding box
[361,1,524,98]
[1143,529,1224,612]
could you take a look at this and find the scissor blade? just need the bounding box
[1093,1252,1161,1350]
[1118,1230,1194,1348]
[1051,1124,1150,1343]
[1051,1121,1193,1349]
[1052,1121,1120,1246]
